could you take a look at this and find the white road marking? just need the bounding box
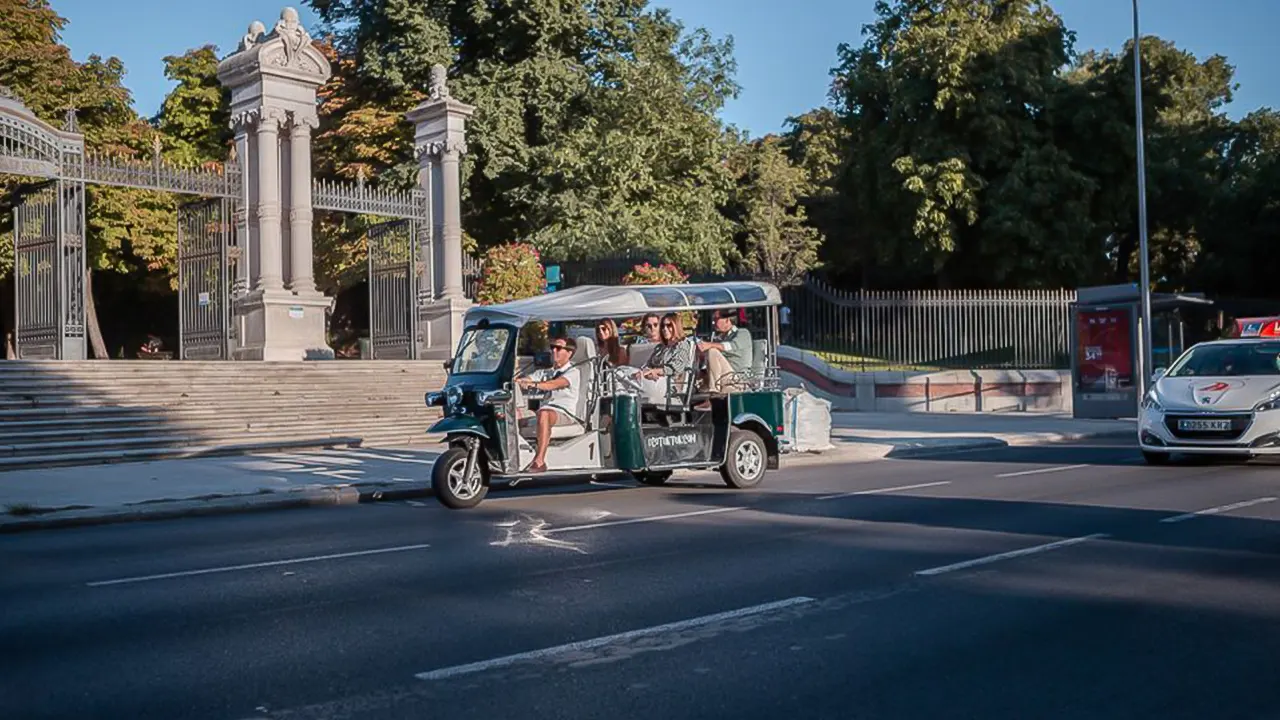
[914,533,1109,577]
[590,480,633,488]
[86,544,431,587]
[413,596,815,681]
[994,464,1090,478]
[817,481,951,501]
[1158,497,1277,524]
[329,450,438,465]
[544,507,745,534]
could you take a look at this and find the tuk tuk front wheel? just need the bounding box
[720,429,767,489]
[432,446,489,509]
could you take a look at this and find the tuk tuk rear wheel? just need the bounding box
[432,446,488,509]
[720,429,767,489]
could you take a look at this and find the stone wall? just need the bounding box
[778,346,1071,413]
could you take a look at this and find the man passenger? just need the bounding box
[698,308,753,392]
[516,336,581,472]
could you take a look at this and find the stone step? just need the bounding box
[0,419,438,458]
[0,413,436,443]
[0,360,452,469]
[0,429,441,470]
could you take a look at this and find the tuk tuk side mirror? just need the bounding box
[479,388,512,405]
[443,358,454,372]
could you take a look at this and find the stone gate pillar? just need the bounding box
[217,7,334,360]
[407,65,475,359]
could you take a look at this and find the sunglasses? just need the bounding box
[551,345,569,351]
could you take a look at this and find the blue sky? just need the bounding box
[52,0,1278,137]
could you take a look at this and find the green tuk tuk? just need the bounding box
[424,281,787,509]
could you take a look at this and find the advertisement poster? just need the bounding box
[1076,308,1133,393]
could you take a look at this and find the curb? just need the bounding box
[1,428,1135,534]
[781,427,1134,466]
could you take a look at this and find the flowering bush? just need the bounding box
[621,262,688,286]
[621,262,696,334]
[476,242,548,351]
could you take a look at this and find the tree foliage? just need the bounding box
[307,0,741,273]
[725,135,823,285]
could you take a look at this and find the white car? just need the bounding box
[1138,338,1280,464]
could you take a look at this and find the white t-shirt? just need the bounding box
[538,363,581,419]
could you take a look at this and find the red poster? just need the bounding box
[1076,309,1133,392]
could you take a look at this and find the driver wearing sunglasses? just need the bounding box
[515,336,581,472]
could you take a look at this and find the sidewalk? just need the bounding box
[0,412,1134,532]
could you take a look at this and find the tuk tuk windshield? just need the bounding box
[453,326,512,374]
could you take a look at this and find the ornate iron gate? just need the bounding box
[367,218,419,359]
[12,180,86,359]
[177,197,235,359]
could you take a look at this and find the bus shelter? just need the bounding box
[1070,284,1214,419]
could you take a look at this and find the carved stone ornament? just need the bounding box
[0,86,16,100]
[414,139,468,160]
[228,108,260,131]
[272,8,310,69]
[240,21,267,52]
[428,65,450,101]
[259,105,289,129]
[290,110,321,131]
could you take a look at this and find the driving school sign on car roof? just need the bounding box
[1233,317,1280,338]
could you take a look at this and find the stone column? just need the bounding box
[288,111,318,293]
[407,65,476,358]
[254,105,286,291]
[438,141,465,300]
[217,7,334,360]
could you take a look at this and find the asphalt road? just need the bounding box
[3,439,1279,720]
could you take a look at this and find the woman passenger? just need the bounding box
[616,312,693,404]
[595,318,629,368]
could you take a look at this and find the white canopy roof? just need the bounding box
[463,281,782,326]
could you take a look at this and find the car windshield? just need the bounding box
[1167,341,1280,377]
[453,327,511,374]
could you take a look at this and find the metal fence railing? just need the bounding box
[460,251,1076,371]
[780,277,1076,371]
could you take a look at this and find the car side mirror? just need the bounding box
[1152,367,1167,382]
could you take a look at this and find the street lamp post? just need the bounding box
[1133,0,1155,398]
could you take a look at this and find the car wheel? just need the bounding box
[432,446,488,509]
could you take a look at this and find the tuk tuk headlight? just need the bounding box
[425,391,444,407]
[446,386,464,408]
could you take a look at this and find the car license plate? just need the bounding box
[1178,418,1232,432]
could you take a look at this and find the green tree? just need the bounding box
[154,45,232,167]
[831,0,1099,289]
[306,0,741,273]
[1061,37,1237,290]
[725,135,823,285]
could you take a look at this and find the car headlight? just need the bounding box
[1141,390,1163,412]
[1255,392,1280,412]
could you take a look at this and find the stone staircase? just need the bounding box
[0,360,448,470]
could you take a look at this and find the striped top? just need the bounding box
[646,338,694,376]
